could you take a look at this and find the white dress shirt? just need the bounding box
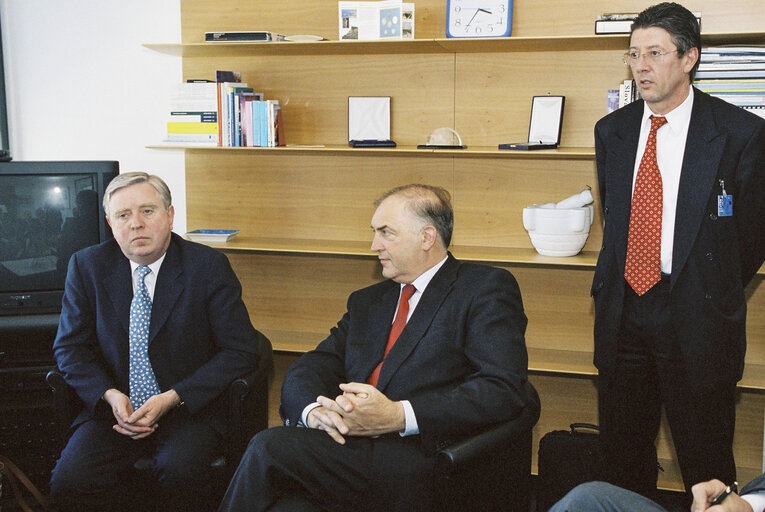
[129,254,166,301]
[632,84,694,274]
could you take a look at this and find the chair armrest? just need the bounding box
[226,336,274,463]
[46,367,79,443]
[436,380,541,468]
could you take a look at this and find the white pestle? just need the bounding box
[555,188,593,209]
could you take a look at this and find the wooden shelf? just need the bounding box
[193,235,601,268]
[205,237,765,274]
[145,31,764,57]
[528,348,596,376]
[150,144,596,159]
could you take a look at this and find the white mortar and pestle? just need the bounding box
[522,188,594,257]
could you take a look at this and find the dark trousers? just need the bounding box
[598,276,736,499]
[218,426,435,512]
[49,412,222,511]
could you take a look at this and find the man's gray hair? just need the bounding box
[103,172,172,217]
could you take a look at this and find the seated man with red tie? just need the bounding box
[218,184,529,511]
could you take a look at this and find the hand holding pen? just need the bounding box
[692,480,754,512]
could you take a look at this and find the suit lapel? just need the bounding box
[671,89,724,285]
[610,105,643,270]
[352,284,400,384]
[104,253,133,336]
[375,256,458,391]
[149,239,184,343]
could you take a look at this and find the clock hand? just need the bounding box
[465,9,480,28]
[477,8,492,14]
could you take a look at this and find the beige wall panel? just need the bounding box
[183,53,454,146]
[455,50,629,149]
[497,264,595,354]
[226,252,384,351]
[181,0,449,42]
[746,277,765,365]
[452,157,603,250]
[181,0,765,42]
[510,0,765,37]
[186,151,454,241]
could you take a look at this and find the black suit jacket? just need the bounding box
[591,87,765,391]
[53,232,265,432]
[281,254,528,452]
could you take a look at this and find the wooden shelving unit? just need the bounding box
[164,0,765,492]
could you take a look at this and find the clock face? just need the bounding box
[446,0,513,38]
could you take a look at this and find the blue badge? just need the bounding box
[718,194,733,217]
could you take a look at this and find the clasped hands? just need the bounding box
[103,388,180,440]
[307,382,405,445]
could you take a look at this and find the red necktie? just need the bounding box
[367,284,416,387]
[624,115,668,296]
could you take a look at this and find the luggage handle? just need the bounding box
[569,423,600,433]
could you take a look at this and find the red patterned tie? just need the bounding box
[367,284,416,387]
[624,115,668,296]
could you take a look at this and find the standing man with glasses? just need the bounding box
[591,1,765,500]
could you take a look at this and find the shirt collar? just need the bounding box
[129,252,166,278]
[407,255,449,294]
[642,84,694,133]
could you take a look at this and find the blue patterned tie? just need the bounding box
[129,265,161,409]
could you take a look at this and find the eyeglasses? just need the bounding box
[623,49,679,65]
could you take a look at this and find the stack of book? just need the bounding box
[606,80,639,114]
[165,82,219,146]
[216,71,286,147]
[694,46,765,119]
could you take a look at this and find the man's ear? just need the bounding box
[683,46,699,76]
[421,225,438,250]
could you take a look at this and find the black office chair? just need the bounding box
[433,380,541,512]
[278,379,540,511]
[45,336,273,509]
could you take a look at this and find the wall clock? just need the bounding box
[446,0,512,38]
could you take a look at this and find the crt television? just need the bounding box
[0,161,119,316]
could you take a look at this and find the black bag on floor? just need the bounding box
[536,423,605,512]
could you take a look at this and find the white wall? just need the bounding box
[0,0,187,234]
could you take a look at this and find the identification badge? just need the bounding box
[718,194,733,216]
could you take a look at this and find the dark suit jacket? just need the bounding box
[53,232,264,432]
[741,472,765,496]
[281,254,528,452]
[591,87,765,391]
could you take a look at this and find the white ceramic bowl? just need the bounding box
[523,204,593,256]
[528,232,590,257]
[522,205,593,235]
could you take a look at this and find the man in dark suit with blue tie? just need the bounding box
[591,1,765,499]
[218,184,529,511]
[49,172,266,511]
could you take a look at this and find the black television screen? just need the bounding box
[0,161,119,315]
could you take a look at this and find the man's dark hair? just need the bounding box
[375,184,454,248]
[631,2,701,82]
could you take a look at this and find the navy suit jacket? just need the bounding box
[591,87,765,391]
[281,254,529,453]
[53,232,264,432]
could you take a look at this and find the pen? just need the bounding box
[710,481,738,506]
